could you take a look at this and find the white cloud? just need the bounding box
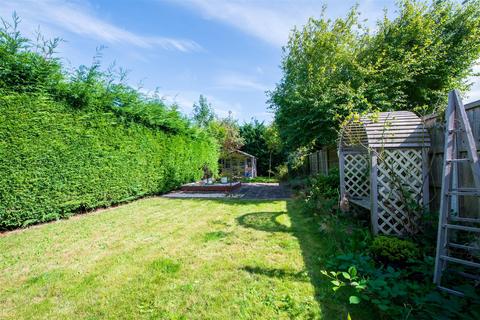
[1,0,202,52]
[175,0,321,47]
[173,0,392,47]
[214,73,269,92]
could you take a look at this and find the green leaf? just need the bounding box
[349,296,361,304]
[348,266,357,277]
[342,272,351,280]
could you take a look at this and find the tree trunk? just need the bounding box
[269,151,272,178]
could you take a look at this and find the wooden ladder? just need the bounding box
[433,90,480,296]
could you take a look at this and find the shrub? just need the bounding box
[303,168,339,214]
[287,177,309,191]
[370,236,420,265]
[323,254,480,319]
[0,93,218,230]
[275,163,289,181]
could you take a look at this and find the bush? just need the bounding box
[275,163,289,181]
[303,168,339,214]
[370,236,420,265]
[0,93,218,230]
[323,253,480,319]
[317,217,480,319]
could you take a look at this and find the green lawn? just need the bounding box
[0,198,359,319]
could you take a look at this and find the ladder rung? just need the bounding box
[448,129,464,133]
[440,255,480,268]
[454,270,480,281]
[438,286,464,297]
[446,158,470,163]
[448,242,480,251]
[446,189,480,196]
[449,216,480,223]
[444,224,480,232]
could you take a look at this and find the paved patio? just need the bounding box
[163,182,292,200]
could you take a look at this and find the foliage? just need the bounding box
[311,208,480,319]
[192,94,215,128]
[210,113,244,158]
[0,16,218,229]
[285,147,310,177]
[323,253,480,319]
[0,13,63,94]
[286,176,309,190]
[370,236,420,265]
[0,92,218,230]
[190,95,244,159]
[275,163,289,181]
[302,168,340,215]
[269,0,480,151]
[264,124,282,177]
[239,119,285,176]
[295,164,480,319]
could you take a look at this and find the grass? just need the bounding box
[241,176,279,183]
[0,197,367,319]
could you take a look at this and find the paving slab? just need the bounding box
[163,183,292,200]
[231,183,292,200]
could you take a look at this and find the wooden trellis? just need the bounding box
[344,153,370,199]
[339,111,430,235]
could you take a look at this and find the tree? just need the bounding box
[264,125,281,177]
[204,111,244,159]
[192,94,215,128]
[269,0,480,152]
[239,120,284,176]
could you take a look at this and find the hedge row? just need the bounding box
[0,93,218,229]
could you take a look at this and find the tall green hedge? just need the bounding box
[0,93,218,229]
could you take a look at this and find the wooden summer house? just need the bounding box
[339,111,430,235]
[220,150,257,179]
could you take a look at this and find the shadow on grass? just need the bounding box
[236,201,369,319]
[236,211,291,233]
[241,265,310,282]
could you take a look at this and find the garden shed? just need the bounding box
[220,150,257,179]
[339,111,430,235]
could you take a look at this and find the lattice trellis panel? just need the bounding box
[376,149,423,235]
[344,153,370,198]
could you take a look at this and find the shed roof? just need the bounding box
[231,149,256,158]
[341,111,430,149]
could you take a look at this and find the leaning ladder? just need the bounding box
[433,90,480,296]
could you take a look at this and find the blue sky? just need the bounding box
[2,0,479,122]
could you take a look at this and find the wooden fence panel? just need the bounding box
[424,100,480,213]
[306,148,339,176]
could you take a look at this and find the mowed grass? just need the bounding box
[0,198,338,319]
